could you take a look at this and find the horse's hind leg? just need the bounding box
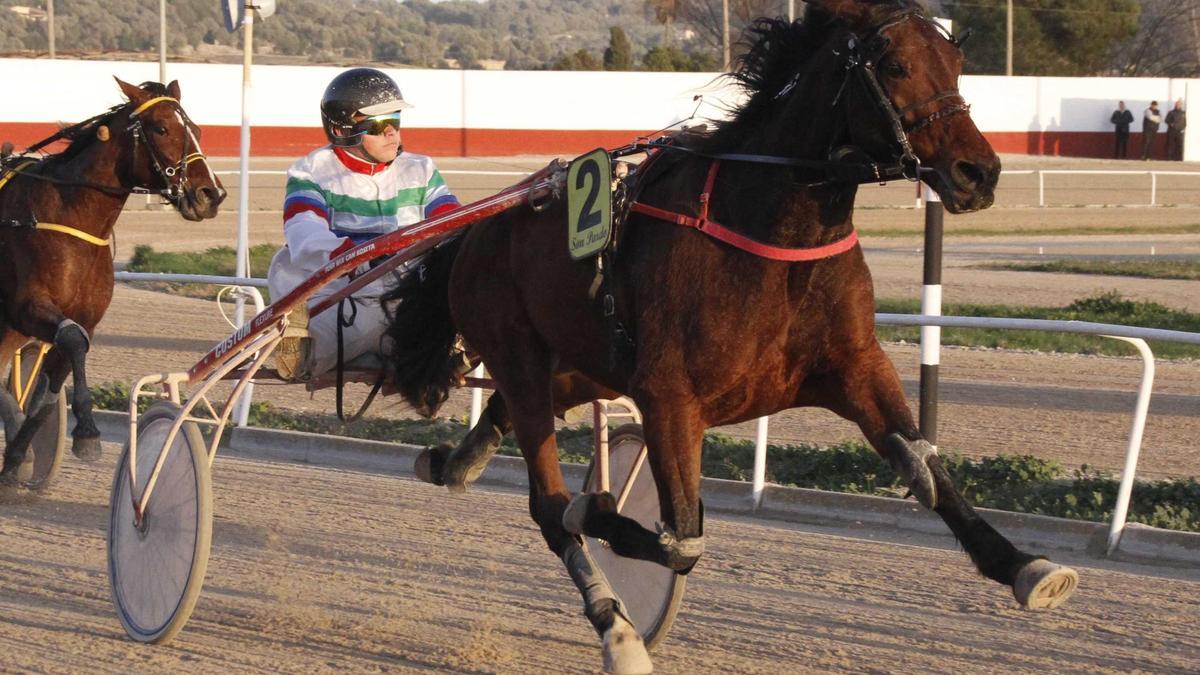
[418,372,621,492]
[462,335,651,672]
[0,330,26,446]
[0,346,67,482]
[415,392,509,491]
[819,342,1078,609]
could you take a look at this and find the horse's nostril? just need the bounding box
[951,160,986,189]
[200,185,226,206]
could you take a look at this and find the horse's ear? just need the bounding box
[167,80,181,101]
[804,0,876,31]
[114,77,146,104]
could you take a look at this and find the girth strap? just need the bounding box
[630,160,859,262]
[35,222,112,247]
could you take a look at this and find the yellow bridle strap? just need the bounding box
[183,152,206,165]
[35,222,112,247]
[0,160,37,193]
[131,96,178,117]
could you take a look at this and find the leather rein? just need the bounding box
[623,11,969,263]
[1,96,207,204]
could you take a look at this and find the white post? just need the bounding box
[468,363,484,428]
[1104,337,1155,555]
[1038,170,1045,207]
[232,3,255,427]
[1150,172,1157,206]
[751,416,769,509]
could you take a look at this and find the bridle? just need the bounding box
[838,10,972,180]
[0,95,209,205]
[614,11,972,187]
[123,96,209,204]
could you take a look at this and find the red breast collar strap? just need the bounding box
[630,160,859,262]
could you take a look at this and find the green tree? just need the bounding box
[552,48,603,70]
[603,26,634,70]
[941,0,1140,75]
[642,44,715,71]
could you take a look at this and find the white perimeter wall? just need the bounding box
[0,58,1196,158]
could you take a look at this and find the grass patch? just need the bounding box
[876,291,1200,359]
[978,258,1200,281]
[858,223,1200,238]
[89,383,1199,533]
[123,243,278,300]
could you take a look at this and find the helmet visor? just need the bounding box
[352,113,401,137]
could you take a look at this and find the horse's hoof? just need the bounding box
[563,491,617,536]
[441,419,504,493]
[414,444,451,486]
[885,434,938,510]
[1013,559,1078,609]
[16,453,34,483]
[602,613,653,674]
[71,435,103,462]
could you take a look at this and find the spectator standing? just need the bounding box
[1165,99,1186,161]
[1141,100,1162,160]
[1110,101,1134,159]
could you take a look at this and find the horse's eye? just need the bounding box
[153,126,168,136]
[883,60,907,78]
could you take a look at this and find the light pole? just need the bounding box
[46,0,54,58]
[1006,0,1013,76]
[722,0,730,70]
[159,0,167,83]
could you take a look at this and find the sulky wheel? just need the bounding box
[5,344,67,492]
[108,401,213,644]
[581,423,685,650]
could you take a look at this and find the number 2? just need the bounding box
[576,159,602,232]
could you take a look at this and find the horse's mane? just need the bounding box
[697,1,922,153]
[32,81,169,167]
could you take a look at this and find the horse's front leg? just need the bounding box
[11,305,102,463]
[563,393,707,575]
[817,341,1078,609]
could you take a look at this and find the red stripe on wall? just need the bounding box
[0,122,1175,160]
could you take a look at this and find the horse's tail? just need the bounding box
[381,234,466,417]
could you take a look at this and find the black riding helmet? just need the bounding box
[320,68,411,147]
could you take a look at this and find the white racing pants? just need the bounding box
[308,295,392,376]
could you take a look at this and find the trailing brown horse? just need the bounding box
[388,1,1076,671]
[0,78,225,485]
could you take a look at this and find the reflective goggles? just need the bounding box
[352,112,402,136]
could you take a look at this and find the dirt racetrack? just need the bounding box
[1,153,1199,672]
[1,446,1198,673]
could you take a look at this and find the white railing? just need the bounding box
[207,168,1200,209]
[988,166,1200,205]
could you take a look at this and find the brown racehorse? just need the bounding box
[387,2,1077,671]
[0,78,225,485]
